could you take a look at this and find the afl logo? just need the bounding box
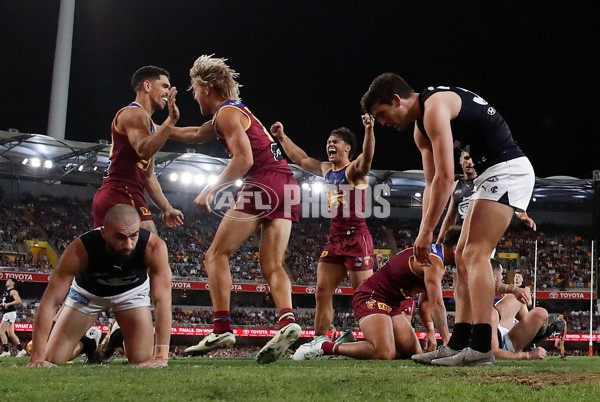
[306,287,316,294]
[549,292,559,299]
[207,180,278,221]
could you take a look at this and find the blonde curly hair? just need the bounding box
[189,54,241,100]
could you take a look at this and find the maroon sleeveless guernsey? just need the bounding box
[213,100,292,178]
[324,165,368,235]
[103,102,154,190]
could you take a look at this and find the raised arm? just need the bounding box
[140,233,172,368]
[270,121,330,177]
[347,114,375,182]
[119,87,179,160]
[27,239,86,367]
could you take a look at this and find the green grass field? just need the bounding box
[2,355,600,401]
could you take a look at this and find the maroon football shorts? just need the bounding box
[352,278,417,321]
[319,229,374,271]
[231,171,300,222]
[92,184,153,228]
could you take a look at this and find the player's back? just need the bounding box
[417,86,525,172]
[214,100,292,177]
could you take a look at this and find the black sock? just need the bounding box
[16,343,23,351]
[80,335,97,358]
[105,329,124,351]
[447,323,472,351]
[470,323,492,353]
[1,344,8,352]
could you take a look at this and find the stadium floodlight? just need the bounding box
[169,172,178,182]
[312,182,323,193]
[30,158,41,168]
[21,158,29,165]
[180,172,192,185]
[194,174,206,185]
[44,160,53,169]
[414,192,422,198]
[208,175,218,185]
[301,182,310,190]
[78,165,84,172]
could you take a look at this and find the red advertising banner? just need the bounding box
[0,271,52,283]
[15,323,595,342]
[2,270,596,300]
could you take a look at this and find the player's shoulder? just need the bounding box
[145,230,167,251]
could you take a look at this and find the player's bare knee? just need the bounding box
[259,262,283,278]
[205,248,234,265]
[315,285,335,301]
[532,307,548,322]
[45,350,71,365]
[373,346,396,360]
[127,350,153,365]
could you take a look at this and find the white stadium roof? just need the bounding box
[0,130,596,209]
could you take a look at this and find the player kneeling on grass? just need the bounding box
[27,204,172,368]
[293,226,460,360]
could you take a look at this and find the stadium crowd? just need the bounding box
[0,193,597,357]
[0,193,592,290]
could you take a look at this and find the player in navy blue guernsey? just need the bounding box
[436,147,477,243]
[0,279,26,357]
[362,74,535,366]
[27,204,172,368]
[270,115,376,356]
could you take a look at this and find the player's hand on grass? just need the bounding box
[530,347,547,360]
[138,358,168,368]
[27,359,56,368]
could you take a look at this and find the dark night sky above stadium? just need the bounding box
[0,1,595,179]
